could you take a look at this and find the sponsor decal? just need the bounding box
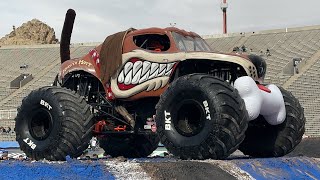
[23,138,36,150]
[40,99,52,110]
[203,100,211,120]
[62,61,78,74]
[78,59,92,67]
[62,60,93,75]
[164,110,171,130]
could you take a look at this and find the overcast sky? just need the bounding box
[1,0,320,43]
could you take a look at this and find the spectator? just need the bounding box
[0,127,6,133]
[0,150,9,160]
[241,45,247,52]
[90,137,97,151]
[6,127,11,133]
[233,46,240,52]
[92,154,98,160]
[266,48,271,56]
[18,155,25,161]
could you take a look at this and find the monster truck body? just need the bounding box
[15,9,305,160]
[59,27,259,100]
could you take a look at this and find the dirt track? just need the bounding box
[139,138,320,180]
[287,137,320,158]
[141,161,236,180]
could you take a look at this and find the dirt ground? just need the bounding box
[140,161,236,180]
[140,137,320,180]
[287,137,320,158]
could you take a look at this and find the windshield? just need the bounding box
[172,32,212,52]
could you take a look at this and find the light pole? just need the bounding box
[220,0,228,34]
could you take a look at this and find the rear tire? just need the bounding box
[15,86,93,161]
[239,87,305,157]
[99,134,159,158]
[156,74,248,160]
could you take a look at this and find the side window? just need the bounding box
[133,34,170,51]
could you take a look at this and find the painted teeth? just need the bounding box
[124,62,133,76]
[150,63,159,75]
[118,60,175,85]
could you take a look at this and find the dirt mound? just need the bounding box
[0,19,58,46]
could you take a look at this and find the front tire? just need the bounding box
[15,86,93,161]
[156,74,248,160]
[239,87,305,157]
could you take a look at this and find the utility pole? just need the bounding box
[221,0,228,34]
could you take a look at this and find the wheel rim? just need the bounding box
[29,108,53,141]
[173,99,206,137]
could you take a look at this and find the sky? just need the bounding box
[1,0,320,43]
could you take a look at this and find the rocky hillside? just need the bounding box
[0,19,58,46]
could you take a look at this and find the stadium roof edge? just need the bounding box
[0,42,101,49]
[202,24,320,39]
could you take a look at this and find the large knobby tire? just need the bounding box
[99,134,159,158]
[156,74,248,160]
[15,86,93,161]
[239,87,305,157]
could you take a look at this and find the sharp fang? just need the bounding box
[124,69,133,85]
[132,69,142,84]
[166,63,175,73]
[165,69,173,76]
[142,61,151,77]
[118,70,125,83]
[159,64,166,74]
[148,69,159,79]
[133,61,142,77]
[139,70,150,84]
[150,63,159,75]
[154,80,162,90]
[124,62,133,76]
[147,82,156,91]
[157,69,166,77]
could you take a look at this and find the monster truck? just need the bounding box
[15,9,305,160]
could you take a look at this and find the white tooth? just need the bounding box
[118,70,125,83]
[142,61,151,76]
[124,62,133,76]
[149,69,159,79]
[165,69,173,76]
[161,79,169,88]
[139,70,150,84]
[154,81,162,90]
[132,69,142,84]
[147,82,156,91]
[133,61,142,77]
[159,64,166,74]
[150,63,159,75]
[166,63,175,73]
[124,70,133,85]
[157,69,166,77]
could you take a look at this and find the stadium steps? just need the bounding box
[283,49,320,89]
[0,45,95,109]
[0,58,60,108]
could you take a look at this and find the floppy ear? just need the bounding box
[234,76,262,121]
[260,84,286,125]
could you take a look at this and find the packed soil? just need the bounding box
[287,137,320,158]
[140,161,236,180]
